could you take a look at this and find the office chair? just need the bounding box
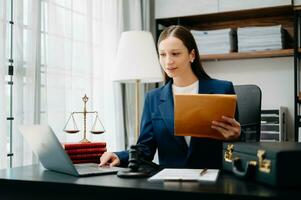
[234,85,262,142]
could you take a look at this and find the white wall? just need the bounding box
[203,57,294,140]
[294,0,301,6]
[155,0,292,19]
[155,0,218,19]
[218,0,291,12]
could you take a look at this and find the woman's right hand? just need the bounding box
[99,152,120,167]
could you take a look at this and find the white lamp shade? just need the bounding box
[112,31,163,83]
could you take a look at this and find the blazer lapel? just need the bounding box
[159,81,188,153]
[198,79,214,94]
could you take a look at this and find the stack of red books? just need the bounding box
[63,142,106,164]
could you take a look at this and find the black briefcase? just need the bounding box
[222,142,301,187]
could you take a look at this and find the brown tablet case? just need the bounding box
[174,94,237,140]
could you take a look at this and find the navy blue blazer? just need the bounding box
[116,78,236,169]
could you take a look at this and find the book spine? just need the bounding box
[71,159,100,164]
[63,142,106,150]
[69,153,103,160]
[65,147,107,155]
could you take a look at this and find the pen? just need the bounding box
[200,168,208,176]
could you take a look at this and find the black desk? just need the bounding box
[0,165,299,200]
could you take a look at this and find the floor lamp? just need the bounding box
[113,31,163,142]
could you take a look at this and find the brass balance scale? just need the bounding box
[63,94,105,143]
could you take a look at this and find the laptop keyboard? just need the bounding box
[74,163,120,175]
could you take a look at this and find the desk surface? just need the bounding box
[0,165,299,200]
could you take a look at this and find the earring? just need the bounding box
[191,59,194,63]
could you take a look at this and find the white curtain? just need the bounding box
[95,0,125,150]
[12,0,40,167]
[0,0,8,169]
[43,0,133,151]
[0,0,145,169]
[0,0,40,169]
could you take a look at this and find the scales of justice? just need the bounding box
[63,94,105,143]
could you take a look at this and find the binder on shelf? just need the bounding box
[260,107,287,142]
[191,28,237,55]
[237,25,291,52]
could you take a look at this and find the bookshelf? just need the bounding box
[156,5,294,61]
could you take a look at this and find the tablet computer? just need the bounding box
[174,94,237,140]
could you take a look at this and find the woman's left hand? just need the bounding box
[211,116,241,140]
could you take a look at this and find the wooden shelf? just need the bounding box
[294,6,301,11]
[157,6,293,26]
[157,6,294,61]
[157,6,293,36]
[200,49,293,61]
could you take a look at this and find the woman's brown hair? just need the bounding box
[157,25,211,83]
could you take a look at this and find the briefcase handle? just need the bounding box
[232,157,257,178]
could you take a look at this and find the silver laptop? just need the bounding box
[19,125,121,177]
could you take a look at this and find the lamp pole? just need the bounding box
[113,31,163,144]
[135,80,140,142]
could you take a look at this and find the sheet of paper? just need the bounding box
[174,94,237,140]
[148,168,220,182]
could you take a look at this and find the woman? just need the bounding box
[100,25,241,169]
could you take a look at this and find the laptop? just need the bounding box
[19,125,121,177]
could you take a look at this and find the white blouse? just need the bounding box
[172,80,199,147]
